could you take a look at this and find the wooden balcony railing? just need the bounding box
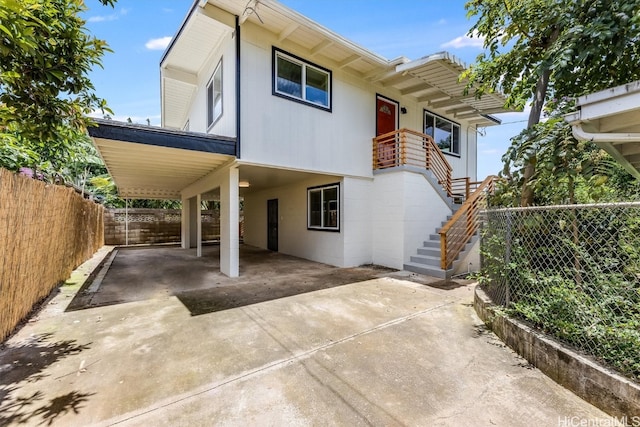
[373,128,453,197]
[451,178,487,202]
[439,175,498,270]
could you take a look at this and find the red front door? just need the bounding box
[376,96,399,167]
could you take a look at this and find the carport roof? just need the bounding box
[88,119,236,200]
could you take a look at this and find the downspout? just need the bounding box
[235,15,241,158]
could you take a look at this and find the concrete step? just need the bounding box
[403,262,452,279]
[429,233,440,241]
[409,254,440,267]
[422,240,439,248]
[417,247,440,257]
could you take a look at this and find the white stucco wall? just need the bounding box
[243,175,346,267]
[371,172,406,269]
[175,20,480,182]
[466,126,479,180]
[402,172,453,265]
[455,239,480,276]
[239,27,373,178]
[184,32,237,137]
[342,177,374,267]
[372,170,453,270]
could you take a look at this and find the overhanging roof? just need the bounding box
[389,52,506,126]
[160,0,509,129]
[565,81,640,179]
[88,120,236,199]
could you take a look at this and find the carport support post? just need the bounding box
[180,196,190,249]
[196,193,202,257]
[181,196,199,249]
[190,197,198,248]
[125,198,129,246]
[220,167,239,277]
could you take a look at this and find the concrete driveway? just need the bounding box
[0,245,620,426]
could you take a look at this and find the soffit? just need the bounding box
[567,81,640,179]
[199,164,338,200]
[88,120,236,200]
[161,6,233,128]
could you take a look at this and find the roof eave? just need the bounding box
[159,0,200,67]
[255,0,392,67]
[88,119,237,156]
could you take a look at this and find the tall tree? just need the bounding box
[0,0,115,175]
[464,0,640,205]
[495,100,628,206]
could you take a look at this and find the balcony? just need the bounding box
[372,128,453,197]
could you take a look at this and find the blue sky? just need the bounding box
[83,0,529,178]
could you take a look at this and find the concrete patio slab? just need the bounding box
[0,246,622,426]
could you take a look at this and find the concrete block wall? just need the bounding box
[104,208,228,246]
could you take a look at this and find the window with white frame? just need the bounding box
[424,111,460,155]
[308,184,339,231]
[207,59,223,129]
[273,48,331,111]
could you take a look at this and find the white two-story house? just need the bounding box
[89,0,508,278]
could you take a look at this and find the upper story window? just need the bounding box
[424,111,460,156]
[207,58,223,129]
[308,183,339,231]
[273,47,331,111]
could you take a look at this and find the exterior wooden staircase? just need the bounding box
[372,129,497,278]
[403,176,496,278]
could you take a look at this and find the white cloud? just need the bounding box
[87,14,116,23]
[441,30,485,49]
[87,7,128,23]
[145,36,172,51]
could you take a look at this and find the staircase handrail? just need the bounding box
[439,175,498,270]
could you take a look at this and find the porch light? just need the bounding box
[239,181,250,188]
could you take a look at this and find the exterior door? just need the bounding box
[267,199,278,252]
[376,95,399,167]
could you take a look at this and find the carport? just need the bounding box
[88,119,242,277]
[66,244,393,314]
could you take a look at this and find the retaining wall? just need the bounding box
[474,286,640,420]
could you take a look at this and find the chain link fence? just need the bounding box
[479,203,640,381]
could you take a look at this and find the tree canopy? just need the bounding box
[464,0,640,205]
[0,0,115,175]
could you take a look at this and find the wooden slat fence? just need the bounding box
[0,168,104,342]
